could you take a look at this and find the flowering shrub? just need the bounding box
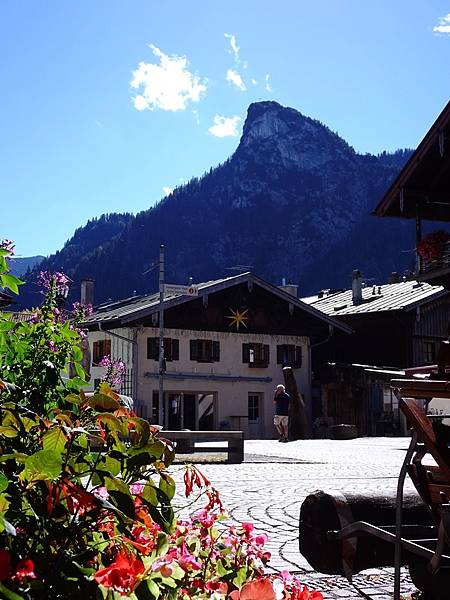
[417,230,450,262]
[98,354,126,388]
[0,244,323,599]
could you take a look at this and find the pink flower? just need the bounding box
[241,522,254,536]
[93,486,108,500]
[130,483,144,496]
[47,340,58,353]
[255,533,268,545]
[0,239,15,258]
[178,543,202,571]
[38,271,70,295]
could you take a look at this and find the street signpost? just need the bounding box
[158,262,199,428]
[164,284,198,296]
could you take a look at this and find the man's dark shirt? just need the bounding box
[275,392,290,416]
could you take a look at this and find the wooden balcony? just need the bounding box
[417,239,450,289]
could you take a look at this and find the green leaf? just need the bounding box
[66,377,88,391]
[74,361,86,380]
[159,474,175,501]
[97,413,124,434]
[0,473,9,493]
[108,490,135,520]
[216,559,231,577]
[0,321,15,332]
[168,563,185,581]
[0,581,25,600]
[43,428,67,454]
[0,517,16,537]
[104,456,121,477]
[105,476,129,496]
[136,579,160,600]
[0,426,18,438]
[155,532,168,556]
[129,417,151,447]
[72,345,83,362]
[0,494,10,513]
[65,393,81,405]
[24,449,62,481]
[233,567,249,588]
[88,394,120,412]
[142,480,158,506]
[0,273,23,295]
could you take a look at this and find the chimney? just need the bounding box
[352,270,363,305]
[80,278,94,306]
[279,279,299,298]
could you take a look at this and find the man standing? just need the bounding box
[273,384,290,442]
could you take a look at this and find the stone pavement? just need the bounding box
[180,438,421,599]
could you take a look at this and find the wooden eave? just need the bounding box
[373,100,450,221]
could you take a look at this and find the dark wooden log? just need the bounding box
[283,366,308,439]
[299,489,433,576]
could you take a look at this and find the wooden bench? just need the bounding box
[161,430,244,464]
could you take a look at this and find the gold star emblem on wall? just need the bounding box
[226,308,249,331]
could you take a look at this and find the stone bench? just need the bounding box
[161,430,244,464]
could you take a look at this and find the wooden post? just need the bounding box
[283,366,308,439]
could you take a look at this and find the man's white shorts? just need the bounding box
[274,415,289,427]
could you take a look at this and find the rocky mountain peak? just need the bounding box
[237,101,355,171]
[19,101,414,309]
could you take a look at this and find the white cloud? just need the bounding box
[130,45,207,112]
[208,115,242,138]
[251,78,258,86]
[433,13,450,34]
[226,68,246,91]
[224,33,240,63]
[265,73,273,92]
[163,186,174,196]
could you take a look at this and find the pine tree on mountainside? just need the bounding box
[19,102,417,308]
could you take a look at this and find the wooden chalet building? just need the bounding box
[303,275,450,369]
[83,272,350,439]
[303,275,450,436]
[374,99,450,287]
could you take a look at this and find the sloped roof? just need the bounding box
[373,100,450,221]
[84,272,351,333]
[301,279,447,316]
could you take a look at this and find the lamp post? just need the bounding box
[158,245,165,427]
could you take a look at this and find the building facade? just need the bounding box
[84,273,349,438]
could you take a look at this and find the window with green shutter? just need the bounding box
[243,343,269,367]
[147,337,179,361]
[190,339,220,362]
[277,344,302,368]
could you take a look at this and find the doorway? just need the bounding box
[152,390,215,430]
[248,393,263,438]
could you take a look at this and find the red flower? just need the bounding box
[417,230,450,262]
[14,559,36,582]
[0,549,12,581]
[94,550,144,595]
[230,578,276,600]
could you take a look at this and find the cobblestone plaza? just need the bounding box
[181,438,420,600]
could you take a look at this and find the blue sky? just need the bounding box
[1,0,450,257]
